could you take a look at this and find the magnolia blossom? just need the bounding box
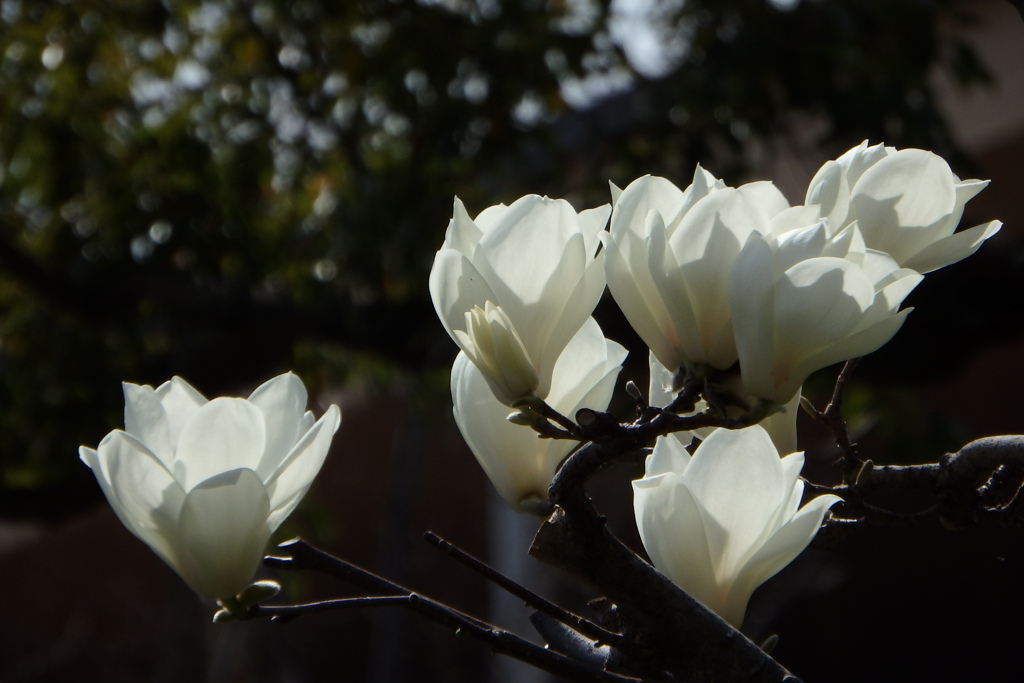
[633,425,840,627]
[430,194,608,405]
[80,373,341,600]
[452,318,626,513]
[729,223,922,405]
[806,141,1001,273]
[606,171,819,376]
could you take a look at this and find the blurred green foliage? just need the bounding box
[0,0,993,517]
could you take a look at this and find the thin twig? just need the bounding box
[255,596,411,623]
[534,401,586,439]
[423,531,623,646]
[802,359,861,486]
[263,539,643,683]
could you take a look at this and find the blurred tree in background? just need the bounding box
[0,0,996,519]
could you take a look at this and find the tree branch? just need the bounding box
[531,479,801,683]
[262,539,644,683]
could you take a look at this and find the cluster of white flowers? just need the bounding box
[78,141,998,628]
[431,141,1000,626]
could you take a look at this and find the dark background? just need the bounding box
[1,0,1022,681]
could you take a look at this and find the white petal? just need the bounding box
[633,472,721,617]
[265,404,341,530]
[796,308,913,384]
[155,377,207,454]
[175,468,272,599]
[902,220,1002,274]
[545,317,626,409]
[529,242,606,395]
[644,434,691,477]
[87,432,185,568]
[122,382,173,467]
[773,258,874,353]
[429,249,498,344]
[609,175,686,239]
[647,351,677,409]
[736,180,790,219]
[605,223,680,371]
[682,427,784,576]
[805,160,850,230]
[729,233,777,400]
[248,372,309,478]
[850,149,957,259]
[729,493,840,616]
[443,196,483,254]
[174,398,267,491]
[476,196,582,309]
[770,205,823,236]
[452,353,574,511]
[577,203,611,255]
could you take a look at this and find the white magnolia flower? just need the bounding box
[633,425,840,627]
[806,141,1001,273]
[452,317,626,513]
[430,194,608,405]
[729,223,922,405]
[80,373,341,600]
[606,171,815,377]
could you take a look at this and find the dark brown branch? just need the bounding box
[819,436,1024,531]
[423,531,623,647]
[263,539,643,683]
[531,482,801,683]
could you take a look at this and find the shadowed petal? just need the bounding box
[175,468,271,599]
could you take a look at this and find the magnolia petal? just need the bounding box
[444,196,483,254]
[609,180,623,205]
[87,433,184,567]
[851,149,958,259]
[452,353,574,511]
[429,249,498,344]
[758,391,803,457]
[265,404,341,530]
[476,196,582,310]
[176,468,272,599]
[902,220,1002,274]
[729,233,778,400]
[249,372,309,479]
[682,427,784,575]
[736,180,790,219]
[647,211,700,366]
[456,302,540,404]
[806,160,851,230]
[633,473,720,617]
[796,308,913,387]
[770,205,823,237]
[644,433,692,478]
[122,382,174,468]
[729,493,841,616]
[155,377,207,454]
[472,201,511,232]
[452,314,623,512]
[530,238,605,394]
[609,175,687,239]
[577,203,611,255]
[647,351,678,409]
[174,398,267,490]
[605,226,680,371]
[545,318,627,409]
